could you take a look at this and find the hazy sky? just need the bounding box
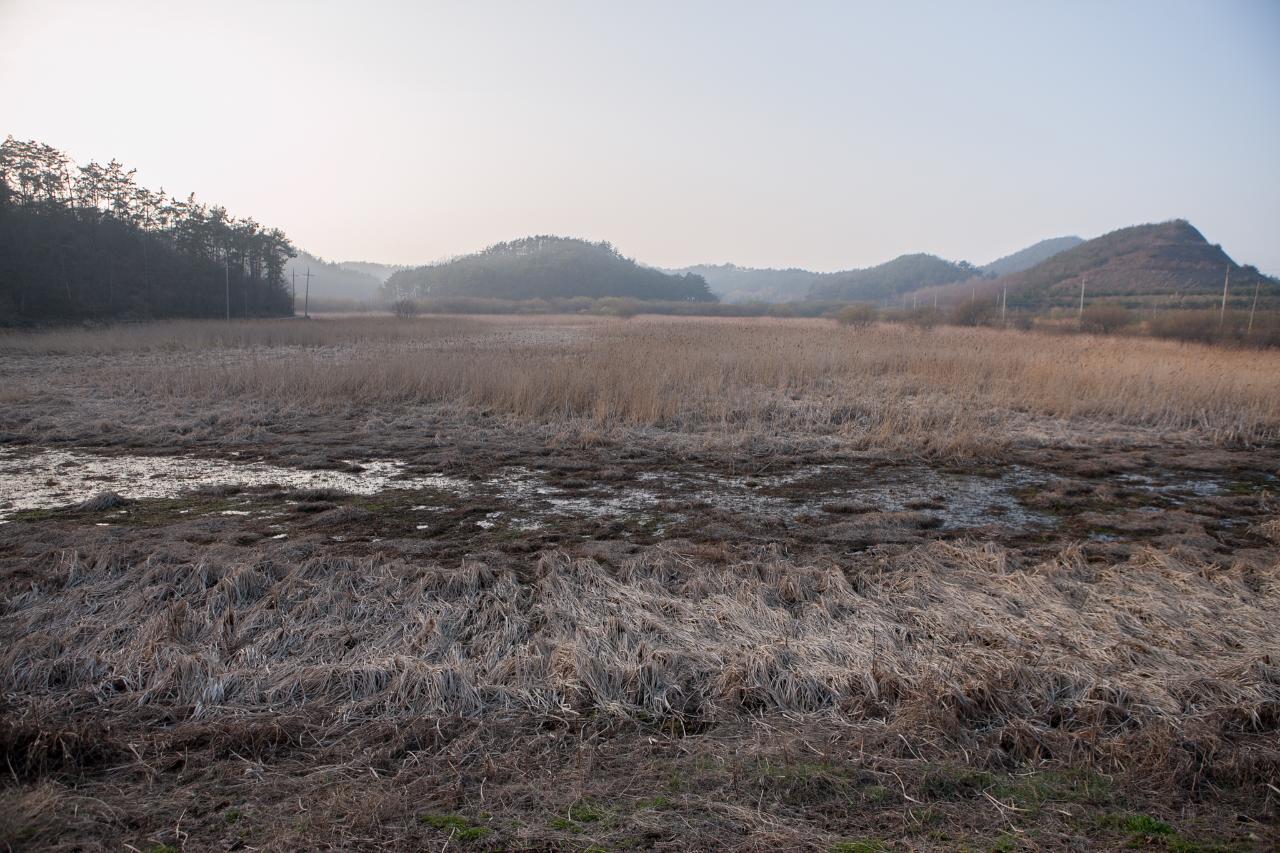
[3,1,1278,272]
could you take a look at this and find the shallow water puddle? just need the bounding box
[0,447,468,519]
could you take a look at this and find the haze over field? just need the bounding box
[2,0,1278,274]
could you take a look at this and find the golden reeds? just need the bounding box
[5,316,1277,451]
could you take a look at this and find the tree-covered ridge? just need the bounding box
[807,253,982,302]
[385,236,715,302]
[0,137,295,323]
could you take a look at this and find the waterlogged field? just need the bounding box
[1,315,1278,851]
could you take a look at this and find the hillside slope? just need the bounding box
[386,236,714,302]
[982,236,1083,276]
[990,220,1279,307]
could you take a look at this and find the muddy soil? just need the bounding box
[3,425,1275,567]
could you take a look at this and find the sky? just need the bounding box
[2,0,1278,273]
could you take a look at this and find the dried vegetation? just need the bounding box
[4,315,1278,453]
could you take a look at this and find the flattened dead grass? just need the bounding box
[4,539,1276,785]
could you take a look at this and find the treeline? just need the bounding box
[384,292,1280,347]
[0,138,295,324]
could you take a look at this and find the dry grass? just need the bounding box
[9,315,1276,452]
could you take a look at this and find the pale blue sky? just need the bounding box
[2,0,1277,272]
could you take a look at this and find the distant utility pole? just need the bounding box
[1219,264,1230,327]
[1078,274,1086,319]
[1247,276,1261,336]
[1001,286,1007,322]
[302,267,313,319]
[225,252,231,322]
[291,269,298,314]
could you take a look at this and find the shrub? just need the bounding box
[948,298,998,327]
[1148,310,1226,345]
[594,297,644,319]
[904,306,943,331]
[392,298,420,319]
[1143,308,1280,348]
[835,303,877,327]
[1080,304,1135,334]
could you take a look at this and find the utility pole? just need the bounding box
[302,267,312,319]
[1219,264,1230,327]
[225,251,230,322]
[1078,274,1086,319]
[291,269,297,315]
[1001,286,1007,323]
[1247,276,1261,336]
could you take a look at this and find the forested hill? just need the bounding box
[0,138,296,324]
[807,253,982,302]
[385,236,715,302]
[989,220,1280,307]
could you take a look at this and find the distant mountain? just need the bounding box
[675,253,985,304]
[671,264,819,303]
[386,236,715,302]
[338,260,408,283]
[981,236,1083,277]
[989,220,1279,307]
[285,251,383,301]
[807,253,982,302]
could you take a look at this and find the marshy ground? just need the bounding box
[1,316,1277,851]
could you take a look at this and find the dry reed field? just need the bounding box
[1,315,1278,851]
[3,315,1279,453]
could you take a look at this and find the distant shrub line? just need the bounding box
[361,294,1280,347]
[368,294,846,319]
